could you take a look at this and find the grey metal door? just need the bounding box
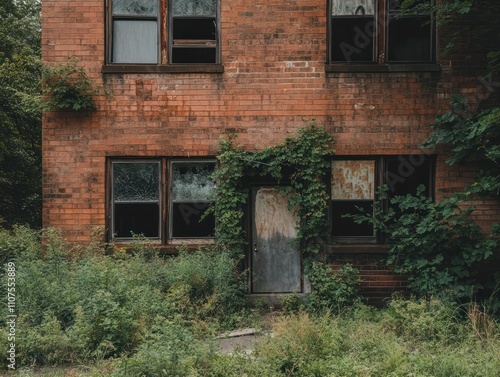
[251,187,302,293]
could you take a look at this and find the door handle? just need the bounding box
[253,243,258,252]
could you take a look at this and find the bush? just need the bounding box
[352,186,499,299]
[0,227,247,368]
[304,261,362,312]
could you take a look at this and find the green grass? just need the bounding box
[1,227,499,376]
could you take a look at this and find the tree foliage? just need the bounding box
[352,187,499,298]
[0,0,42,228]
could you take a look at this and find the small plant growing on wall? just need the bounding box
[42,58,97,111]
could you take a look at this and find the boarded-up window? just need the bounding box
[331,156,434,241]
[331,160,375,238]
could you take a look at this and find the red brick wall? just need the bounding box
[42,1,499,296]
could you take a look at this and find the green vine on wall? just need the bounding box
[212,123,335,256]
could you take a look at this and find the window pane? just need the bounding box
[331,17,375,62]
[332,200,374,237]
[173,18,216,40]
[113,0,158,16]
[172,202,215,237]
[387,16,431,62]
[172,163,215,200]
[112,20,158,63]
[332,0,375,15]
[114,203,159,238]
[172,0,216,17]
[332,160,375,200]
[385,156,431,197]
[113,162,159,201]
[172,48,216,63]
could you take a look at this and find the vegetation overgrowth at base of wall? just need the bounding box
[1,226,499,376]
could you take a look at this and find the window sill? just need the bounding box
[325,63,440,73]
[102,64,224,74]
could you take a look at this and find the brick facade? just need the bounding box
[42,0,500,302]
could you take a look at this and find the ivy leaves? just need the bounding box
[212,123,335,255]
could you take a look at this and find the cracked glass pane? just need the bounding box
[172,163,215,201]
[113,0,158,16]
[332,0,375,16]
[114,162,160,202]
[172,0,216,17]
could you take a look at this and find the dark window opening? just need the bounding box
[331,17,375,62]
[172,202,215,237]
[328,0,434,65]
[114,203,160,238]
[173,18,216,40]
[172,48,216,64]
[387,16,431,62]
[385,155,433,197]
[332,200,374,237]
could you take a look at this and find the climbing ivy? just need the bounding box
[212,123,335,256]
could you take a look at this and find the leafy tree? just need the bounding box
[422,0,500,199]
[0,0,42,228]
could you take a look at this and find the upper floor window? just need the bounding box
[108,0,220,65]
[329,0,434,64]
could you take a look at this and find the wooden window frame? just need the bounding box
[108,158,216,244]
[326,0,437,72]
[329,155,435,244]
[104,0,222,73]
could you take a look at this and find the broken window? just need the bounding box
[112,161,161,239]
[108,0,220,65]
[328,0,434,64]
[171,161,216,238]
[109,158,216,243]
[331,156,433,241]
[170,0,218,63]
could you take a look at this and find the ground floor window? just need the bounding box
[331,155,434,242]
[109,158,216,243]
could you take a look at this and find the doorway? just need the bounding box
[251,187,302,293]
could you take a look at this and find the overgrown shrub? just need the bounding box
[352,186,499,299]
[304,261,362,312]
[0,227,247,369]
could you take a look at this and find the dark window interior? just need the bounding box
[332,200,374,237]
[172,202,215,237]
[172,48,216,63]
[114,203,159,238]
[387,16,431,62]
[385,156,432,197]
[172,18,216,63]
[173,18,215,40]
[331,17,375,62]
